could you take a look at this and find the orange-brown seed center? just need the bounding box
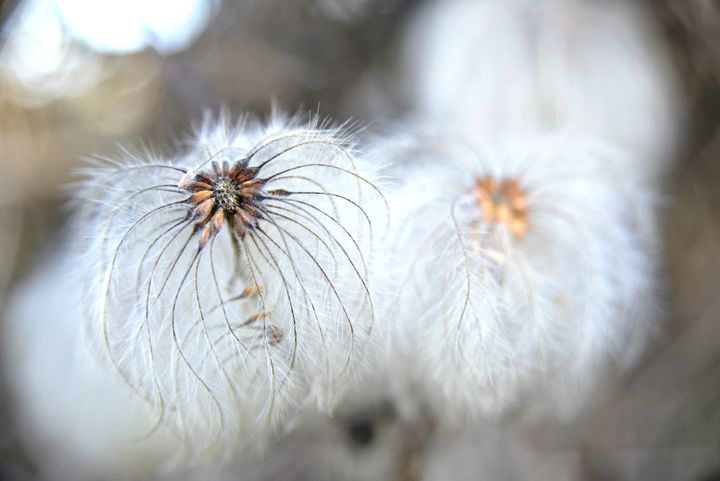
[473,176,529,239]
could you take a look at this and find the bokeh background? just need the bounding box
[0,0,719,479]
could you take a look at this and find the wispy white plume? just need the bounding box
[379,131,659,425]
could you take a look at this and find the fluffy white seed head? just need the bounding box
[76,113,387,456]
[401,0,682,177]
[380,131,659,425]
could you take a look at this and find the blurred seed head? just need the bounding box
[400,0,683,177]
[379,131,660,425]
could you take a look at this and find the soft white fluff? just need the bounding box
[401,0,681,177]
[4,113,387,474]
[380,131,659,425]
[3,256,177,480]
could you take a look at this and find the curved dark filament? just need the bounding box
[246,219,329,379]
[254,138,354,172]
[194,245,244,445]
[266,191,374,244]
[188,132,340,187]
[244,131,333,166]
[448,191,528,373]
[99,200,189,406]
[97,184,184,258]
[244,227,333,402]
[252,138,379,250]
[133,219,197,437]
[262,162,389,227]
[264,205,373,329]
[262,207,341,277]
[128,219,189,381]
[254,222,357,381]
[156,225,203,299]
[252,139,372,239]
[456,225,544,370]
[155,228,213,356]
[449,195,485,355]
[134,217,192,298]
[135,222,219,443]
[244,229,302,380]
[169,248,225,442]
[264,199,370,285]
[264,197,369,279]
[79,166,184,208]
[237,234,279,425]
[142,226,197,345]
[263,174,341,220]
[204,286,260,316]
[268,192,374,338]
[208,234,253,360]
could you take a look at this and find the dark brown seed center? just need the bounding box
[214,178,241,213]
